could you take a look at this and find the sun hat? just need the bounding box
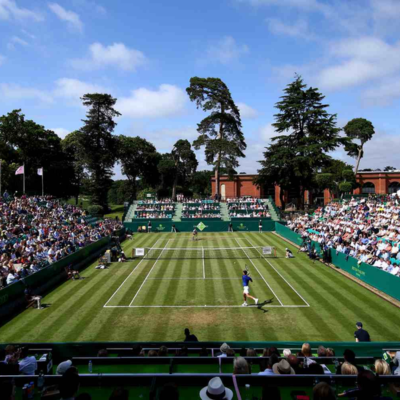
[272,359,295,375]
[56,360,72,375]
[199,377,233,400]
[220,343,230,353]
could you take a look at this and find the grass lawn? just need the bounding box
[1,232,399,343]
[104,204,124,220]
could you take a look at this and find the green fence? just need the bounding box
[275,223,400,302]
[124,220,276,233]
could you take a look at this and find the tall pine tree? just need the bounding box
[257,75,345,209]
[79,94,119,211]
[186,77,246,197]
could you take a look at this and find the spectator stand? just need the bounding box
[182,200,222,220]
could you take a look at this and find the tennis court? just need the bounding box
[104,234,309,309]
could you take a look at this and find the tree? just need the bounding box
[118,135,160,199]
[344,118,375,175]
[79,94,120,210]
[384,166,396,172]
[0,109,75,197]
[186,77,246,196]
[257,75,344,209]
[171,139,198,200]
[189,170,213,197]
[62,131,88,204]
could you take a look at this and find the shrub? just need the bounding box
[87,205,103,216]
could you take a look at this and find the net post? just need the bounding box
[274,247,277,258]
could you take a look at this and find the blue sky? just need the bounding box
[1,0,400,179]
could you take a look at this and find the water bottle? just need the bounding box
[37,370,45,392]
[245,384,251,400]
[88,360,93,373]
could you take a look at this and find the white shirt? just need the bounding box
[19,356,37,375]
[6,273,16,285]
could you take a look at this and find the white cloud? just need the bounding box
[317,37,400,91]
[52,128,70,139]
[117,84,187,118]
[259,123,278,143]
[71,0,106,15]
[205,36,249,65]
[0,0,43,21]
[70,42,147,71]
[48,3,83,32]
[54,78,108,101]
[371,0,400,19]
[0,83,53,103]
[21,29,35,39]
[237,102,259,119]
[7,35,28,49]
[362,80,400,107]
[266,18,315,40]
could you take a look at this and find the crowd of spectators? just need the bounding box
[182,212,221,219]
[2,339,399,399]
[134,212,172,219]
[287,195,400,277]
[227,198,271,218]
[0,195,123,289]
[183,204,220,211]
[134,199,174,219]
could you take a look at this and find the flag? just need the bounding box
[37,168,43,176]
[15,166,24,175]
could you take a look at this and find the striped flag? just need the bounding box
[37,168,43,176]
[15,165,24,175]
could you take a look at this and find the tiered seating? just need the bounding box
[133,200,175,220]
[227,197,271,219]
[182,201,221,220]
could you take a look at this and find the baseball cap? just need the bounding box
[356,322,363,328]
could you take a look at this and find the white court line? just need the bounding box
[103,238,164,307]
[105,305,309,308]
[147,277,240,280]
[245,237,310,307]
[202,246,205,279]
[234,238,284,306]
[128,239,170,306]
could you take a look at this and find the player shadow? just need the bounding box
[256,298,273,313]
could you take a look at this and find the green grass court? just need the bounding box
[1,232,399,342]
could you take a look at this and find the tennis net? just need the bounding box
[133,246,276,259]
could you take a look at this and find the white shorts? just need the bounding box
[243,286,249,295]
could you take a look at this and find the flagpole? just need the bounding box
[42,169,44,196]
[23,163,25,194]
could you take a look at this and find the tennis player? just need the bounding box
[242,270,258,306]
[192,228,198,241]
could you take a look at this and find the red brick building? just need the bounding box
[212,171,400,207]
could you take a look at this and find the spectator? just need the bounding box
[148,350,159,357]
[392,351,400,375]
[18,347,37,375]
[272,359,295,375]
[159,346,168,357]
[217,343,230,358]
[259,354,278,375]
[60,367,80,400]
[246,348,257,357]
[285,248,294,258]
[283,349,292,358]
[338,370,381,398]
[184,328,198,342]
[374,359,391,375]
[56,360,73,375]
[233,357,250,374]
[313,382,336,400]
[301,343,313,357]
[354,322,371,342]
[200,377,233,400]
[341,361,358,375]
[225,349,235,357]
[97,349,108,357]
[287,355,303,374]
[109,387,129,400]
[317,346,327,357]
[0,348,19,375]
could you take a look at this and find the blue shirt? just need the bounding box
[242,275,252,287]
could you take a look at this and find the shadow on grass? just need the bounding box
[257,298,274,313]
